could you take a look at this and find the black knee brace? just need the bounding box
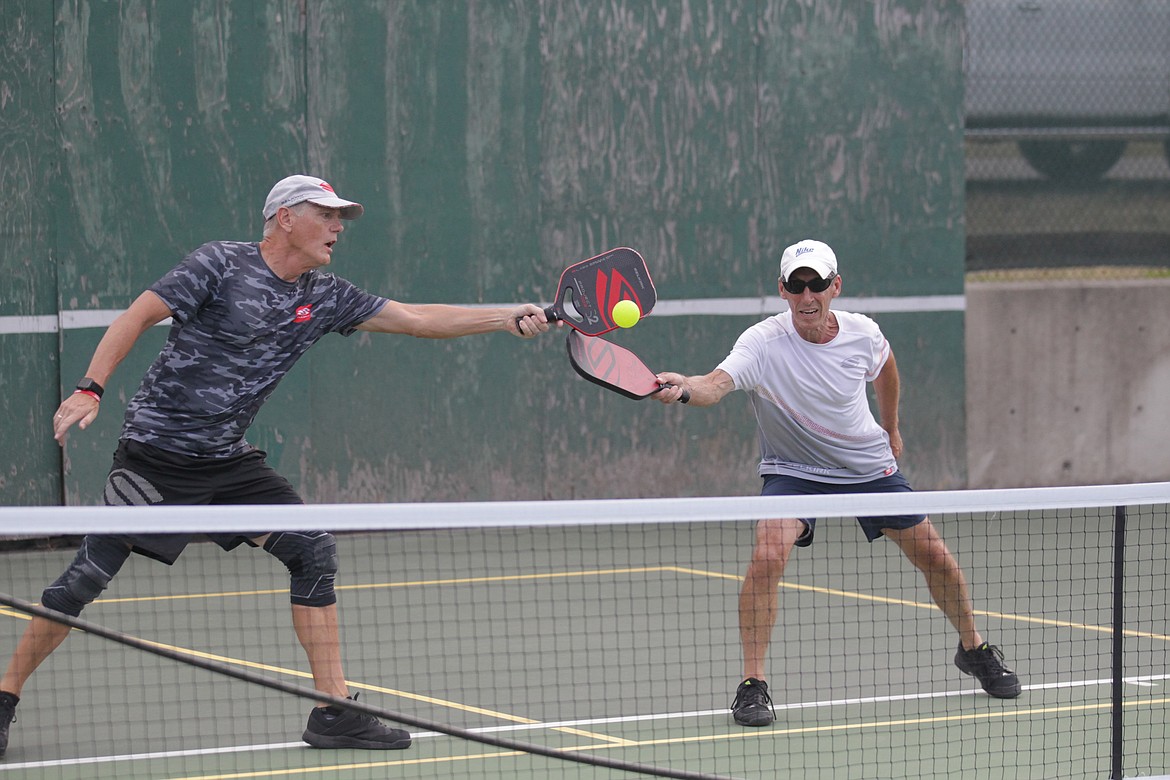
[262,531,339,607]
[41,536,132,617]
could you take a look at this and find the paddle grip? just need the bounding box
[515,306,560,331]
[658,383,690,404]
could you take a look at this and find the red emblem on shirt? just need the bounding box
[294,305,313,323]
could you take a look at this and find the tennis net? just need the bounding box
[1,483,1168,779]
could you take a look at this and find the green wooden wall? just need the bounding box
[1,1,62,504]
[0,0,966,507]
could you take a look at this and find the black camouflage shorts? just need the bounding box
[103,439,302,564]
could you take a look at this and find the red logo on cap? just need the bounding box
[319,182,335,193]
[294,305,313,323]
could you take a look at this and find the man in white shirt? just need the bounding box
[654,239,1021,727]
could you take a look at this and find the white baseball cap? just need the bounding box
[779,239,838,281]
[262,175,364,221]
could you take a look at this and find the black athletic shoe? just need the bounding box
[302,693,411,750]
[731,677,775,727]
[0,691,17,758]
[955,642,1022,698]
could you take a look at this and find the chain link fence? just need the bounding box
[964,0,1170,281]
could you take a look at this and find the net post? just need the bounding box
[1110,503,1126,780]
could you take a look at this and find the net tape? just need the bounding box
[3,481,1168,536]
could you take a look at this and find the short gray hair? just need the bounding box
[262,201,313,237]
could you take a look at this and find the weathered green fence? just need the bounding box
[1,1,965,506]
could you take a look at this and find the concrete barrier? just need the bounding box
[966,277,1170,487]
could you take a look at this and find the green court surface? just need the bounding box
[1,512,1167,779]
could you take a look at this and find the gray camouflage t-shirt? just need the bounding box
[121,241,387,457]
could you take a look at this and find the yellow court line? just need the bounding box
[1,606,549,724]
[9,561,1170,645]
[90,567,676,605]
[9,562,1169,648]
[569,695,1170,751]
[158,696,1170,780]
[338,680,538,724]
[551,727,638,745]
[97,589,286,603]
[339,566,677,590]
[662,565,741,582]
[11,562,1169,646]
[164,750,528,780]
[65,635,540,725]
[2,570,674,727]
[125,638,316,680]
[663,565,1170,642]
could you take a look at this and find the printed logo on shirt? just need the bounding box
[884,466,895,476]
[840,355,864,370]
[294,305,313,323]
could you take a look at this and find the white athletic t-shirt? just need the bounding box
[716,310,898,483]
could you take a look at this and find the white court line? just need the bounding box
[0,740,306,772]
[0,311,171,335]
[0,296,962,335]
[2,674,1164,772]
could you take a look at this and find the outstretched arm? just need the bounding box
[872,348,903,459]
[357,300,550,338]
[653,368,735,407]
[53,290,174,443]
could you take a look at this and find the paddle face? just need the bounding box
[546,247,656,336]
[565,330,668,400]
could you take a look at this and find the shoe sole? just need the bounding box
[955,660,1022,699]
[979,682,1022,699]
[302,731,412,750]
[733,711,775,727]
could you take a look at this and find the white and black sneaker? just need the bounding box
[731,677,775,727]
[302,693,411,749]
[955,642,1022,698]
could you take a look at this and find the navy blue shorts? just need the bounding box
[760,472,926,546]
[102,439,303,564]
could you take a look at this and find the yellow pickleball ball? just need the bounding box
[611,299,641,328]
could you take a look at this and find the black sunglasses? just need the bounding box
[782,272,836,295]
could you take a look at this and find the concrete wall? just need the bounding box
[966,278,1170,487]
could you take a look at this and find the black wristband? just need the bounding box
[76,378,104,399]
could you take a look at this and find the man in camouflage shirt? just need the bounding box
[0,175,551,758]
